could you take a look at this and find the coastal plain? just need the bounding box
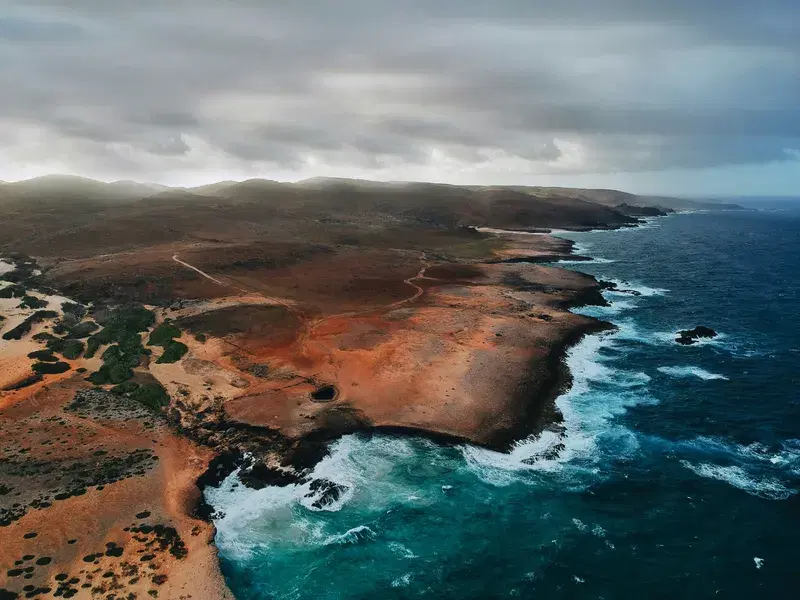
[0,177,703,599]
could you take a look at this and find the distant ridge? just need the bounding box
[0,174,743,212]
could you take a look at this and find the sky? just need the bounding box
[1,1,798,196]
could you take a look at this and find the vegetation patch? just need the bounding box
[156,341,188,364]
[61,301,87,319]
[84,303,155,384]
[0,283,27,298]
[27,349,58,363]
[2,310,59,340]
[109,379,170,410]
[148,321,181,347]
[32,361,71,375]
[17,295,48,309]
[85,303,155,359]
[60,339,85,360]
[66,320,99,339]
[45,336,66,353]
[88,340,144,385]
[129,383,170,410]
[111,381,140,395]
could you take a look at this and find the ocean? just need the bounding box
[205,205,800,599]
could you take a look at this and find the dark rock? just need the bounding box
[675,326,717,345]
[304,479,349,510]
[239,462,300,489]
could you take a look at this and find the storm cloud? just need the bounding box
[1,0,798,186]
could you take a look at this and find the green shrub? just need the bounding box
[129,383,170,410]
[96,302,155,333]
[2,310,58,340]
[46,337,66,352]
[0,284,26,298]
[61,339,85,360]
[88,362,133,385]
[111,381,140,395]
[32,361,71,375]
[148,322,181,347]
[88,334,145,384]
[194,333,207,343]
[85,303,154,383]
[85,333,106,358]
[156,341,188,364]
[28,349,59,362]
[52,319,71,335]
[61,302,87,319]
[18,295,48,309]
[33,332,57,342]
[66,321,99,339]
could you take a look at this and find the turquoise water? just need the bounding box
[206,207,800,599]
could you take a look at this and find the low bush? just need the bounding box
[61,339,85,360]
[156,341,188,364]
[18,295,48,309]
[148,322,181,347]
[67,321,99,339]
[61,301,87,319]
[2,310,58,340]
[0,284,26,298]
[129,382,170,410]
[27,349,59,363]
[111,381,140,395]
[32,361,71,375]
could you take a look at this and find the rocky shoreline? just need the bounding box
[0,223,633,600]
[189,228,619,512]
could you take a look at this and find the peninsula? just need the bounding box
[0,177,734,599]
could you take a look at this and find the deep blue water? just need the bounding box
[207,206,800,599]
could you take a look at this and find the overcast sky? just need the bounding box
[1,1,798,195]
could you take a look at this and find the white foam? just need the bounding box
[680,461,795,500]
[323,525,376,546]
[391,573,413,588]
[388,542,418,559]
[680,437,800,473]
[557,257,615,265]
[657,366,729,381]
[205,434,447,557]
[754,557,764,570]
[462,328,653,485]
[576,299,636,317]
[572,518,587,532]
[652,330,727,347]
[604,279,669,297]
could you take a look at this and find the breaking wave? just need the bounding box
[657,366,729,380]
[680,461,795,500]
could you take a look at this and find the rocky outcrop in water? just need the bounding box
[675,326,717,345]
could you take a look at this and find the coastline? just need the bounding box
[196,224,640,597]
[0,219,645,600]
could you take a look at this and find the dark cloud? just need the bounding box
[0,0,798,185]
